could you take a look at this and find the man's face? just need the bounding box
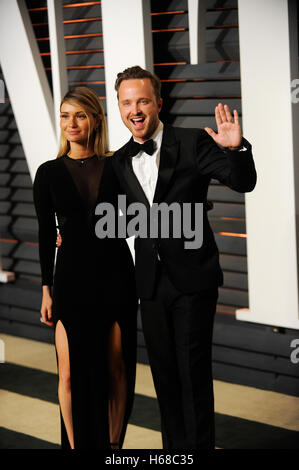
[118,78,162,143]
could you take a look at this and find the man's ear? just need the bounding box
[158,98,163,112]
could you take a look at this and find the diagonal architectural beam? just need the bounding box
[0,0,58,180]
[0,79,4,103]
[0,0,68,282]
[47,0,68,137]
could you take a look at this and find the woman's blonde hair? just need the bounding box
[57,86,112,158]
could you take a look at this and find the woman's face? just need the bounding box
[60,101,99,146]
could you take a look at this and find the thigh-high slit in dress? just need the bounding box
[33,154,138,449]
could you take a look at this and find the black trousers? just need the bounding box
[140,261,218,449]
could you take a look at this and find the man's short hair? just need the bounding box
[115,66,162,103]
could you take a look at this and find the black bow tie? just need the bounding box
[128,139,155,158]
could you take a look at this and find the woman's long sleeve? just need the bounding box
[33,163,57,286]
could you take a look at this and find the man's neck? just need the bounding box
[133,120,163,143]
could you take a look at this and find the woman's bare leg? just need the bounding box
[108,321,127,448]
[55,320,74,449]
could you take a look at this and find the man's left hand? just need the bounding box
[204,103,242,150]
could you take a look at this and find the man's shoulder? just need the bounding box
[164,124,205,138]
[163,123,205,142]
[113,140,131,155]
[111,140,132,163]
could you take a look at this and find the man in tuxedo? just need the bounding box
[110,66,256,450]
[57,66,256,448]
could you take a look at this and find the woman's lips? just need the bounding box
[68,131,80,135]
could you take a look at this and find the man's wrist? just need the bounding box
[228,143,243,150]
[216,138,248,152]
[228,141,247,152]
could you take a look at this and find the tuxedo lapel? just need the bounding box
[114,140,150,209]
[153,124,179,204]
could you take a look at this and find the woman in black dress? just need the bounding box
[33,86,138,449]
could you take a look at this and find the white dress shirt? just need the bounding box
[132,121,164,206]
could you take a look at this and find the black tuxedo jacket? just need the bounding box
[111,123,257,300]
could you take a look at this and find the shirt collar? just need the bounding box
[150,120,164,146]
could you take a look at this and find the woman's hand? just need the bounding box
[56,233,62,247]
[41,287,54,327]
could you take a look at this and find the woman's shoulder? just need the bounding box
[34,158,63,183]
[36,157,62,172]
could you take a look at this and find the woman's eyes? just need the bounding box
[60,114,86,119]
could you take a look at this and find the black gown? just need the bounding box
[33,154,138,449]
